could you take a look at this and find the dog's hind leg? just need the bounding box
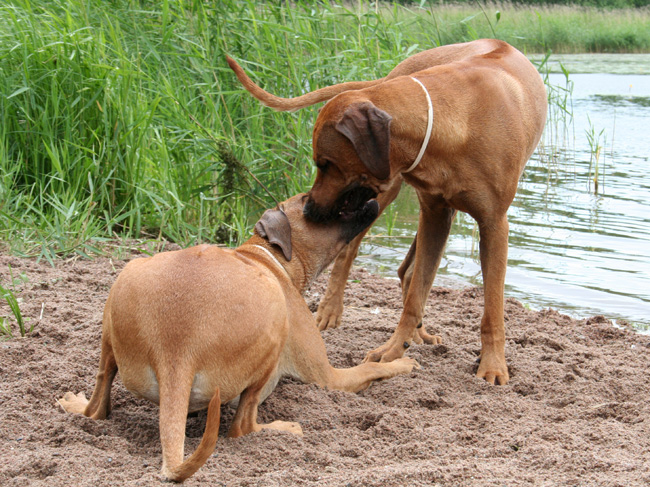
[58,325,117,420]
[397,210,456,345]
[397,234,417,300]
[366,203,455,363]
[228,382,302,438]
[397,235,438,345]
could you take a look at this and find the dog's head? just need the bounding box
[303,94,394,223]
[254,193,378,286]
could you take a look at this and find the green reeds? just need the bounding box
[0,0,645,258]
[585,116,608,194]
[404,2,650,53]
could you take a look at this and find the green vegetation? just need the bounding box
[416,0,649,8]
[416,3,650,53]
[0,266,30,339]
[1,0,649,259]
[585,116,607,194]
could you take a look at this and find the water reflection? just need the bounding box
[357,58,650,332]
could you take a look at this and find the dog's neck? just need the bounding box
[251,244,288,278]
[240,241,309,293]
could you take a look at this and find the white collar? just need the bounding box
[252,245,289,278]
[404,77,433,173]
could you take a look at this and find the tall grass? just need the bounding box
[0,0,648,258]
[382,2,650,53]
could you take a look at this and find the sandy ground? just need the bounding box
[1,249,649,486]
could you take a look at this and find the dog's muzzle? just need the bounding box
[304,184,378,224]
[340,199,379,243]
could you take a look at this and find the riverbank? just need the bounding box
[1,251,649,485]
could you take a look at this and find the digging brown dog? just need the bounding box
[227,39,547,385]
[58,194,417,482]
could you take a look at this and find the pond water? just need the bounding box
[356,54,650,332]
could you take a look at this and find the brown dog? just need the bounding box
[58,194,417,482]
[227,39,547,385]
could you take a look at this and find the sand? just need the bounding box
[1,250,649,486]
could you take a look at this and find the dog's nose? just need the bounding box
[303,197,329,223]
[303,197,315,218]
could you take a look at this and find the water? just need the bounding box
[356,54,650,332]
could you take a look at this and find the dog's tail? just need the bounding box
[159,376,221,483]
[226,55,385,112]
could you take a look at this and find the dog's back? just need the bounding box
[227,39,518,112]
[107,245,288,409]
[383,38,507,80]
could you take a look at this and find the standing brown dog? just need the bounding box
[58,194,417,482]
[227,39,547,385]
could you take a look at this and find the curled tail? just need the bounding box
[226,55,385,112]
[160,382,221,483]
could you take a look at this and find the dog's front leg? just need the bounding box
[327,359,420,392]
[475,214,510,385]
[286,297,418,394]
[365,204,454,363]
[315,236,361,331]
[316,177,403,331]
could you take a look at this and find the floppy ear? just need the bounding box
[335,102,392,180]
[254,208,292,261]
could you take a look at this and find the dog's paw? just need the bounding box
[364,339,406,363]
[414,325,442,345]
[476,354,509,385]
[263,420,303,436]
[58,391,89,414]
[392,357,420,375]
[316,300,343,331]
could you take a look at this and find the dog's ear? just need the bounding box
[335,102,392,180]
[254,208,292,261]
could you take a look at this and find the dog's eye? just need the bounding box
[316,159,331,173]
